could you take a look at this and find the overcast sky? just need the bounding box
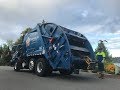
[0,0,120,57]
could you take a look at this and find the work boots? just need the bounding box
[98,72,104,79]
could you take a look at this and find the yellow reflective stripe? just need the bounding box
[96,52,105,57]
[96,52,101,55]
[101,52,105,57]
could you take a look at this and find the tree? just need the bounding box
[15,28,32,45]
[6,40,14,50]
[0,46,3,58]
[95,40,112,62]
[0,27,32,66]
[0,44,12,65]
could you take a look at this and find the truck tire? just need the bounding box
[29,59,35,72]
[59,69,73,75]
[35,58,52,77]
[14,61,21,71]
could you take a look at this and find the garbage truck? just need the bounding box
[10,23,96,77]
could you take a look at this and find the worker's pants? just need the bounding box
[98,62,104,72]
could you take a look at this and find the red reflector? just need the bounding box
[49,38,54,43]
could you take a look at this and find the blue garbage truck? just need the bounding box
[11,23,96,77]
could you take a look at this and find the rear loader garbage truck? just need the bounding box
[10,23,96,77]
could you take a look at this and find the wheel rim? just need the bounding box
[29,60,34,70]
[37,62,43,73]
[14,62,17,70]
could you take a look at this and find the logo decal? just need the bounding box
[26,37,30,47]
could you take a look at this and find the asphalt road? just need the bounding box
[0,66,120,90]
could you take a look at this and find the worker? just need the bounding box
[96,48,105,79]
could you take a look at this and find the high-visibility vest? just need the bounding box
[96,52,105,62]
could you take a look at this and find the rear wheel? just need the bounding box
[29,59,35,72]
[35,58,52,77]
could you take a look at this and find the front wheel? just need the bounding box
[14,61,21,71]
